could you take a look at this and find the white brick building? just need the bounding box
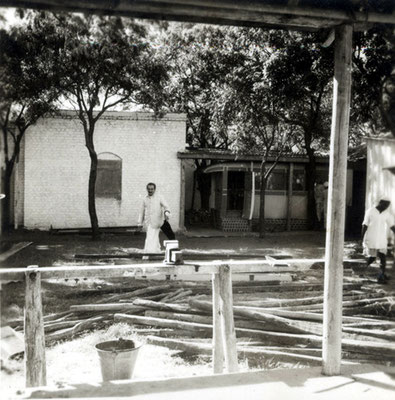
[13,111,187,231]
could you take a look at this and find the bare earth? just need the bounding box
[1,228,394,399]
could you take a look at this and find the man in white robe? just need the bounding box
[137,183,170,254]
[362,197,395,283]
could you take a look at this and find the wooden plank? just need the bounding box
[24,268,46,387]
[146,336,325,366]
[2,1,394,30]
[69,304,146,313]
[0,260,300,281]
[136,273,292,282]
[218,265,238,373]
[0,0,339,30]
[114,313,212,334]
[322,24,353,376]
[0,257,371,282]
[145,0,395,24]
[212,273,224,374]
[0,242,32,262]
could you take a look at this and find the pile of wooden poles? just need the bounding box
[10,274,395,367]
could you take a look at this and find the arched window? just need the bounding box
[96,153,122,200]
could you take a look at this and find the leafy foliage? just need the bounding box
[0,21,60,230]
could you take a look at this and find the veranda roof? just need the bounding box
[2,0,395,31]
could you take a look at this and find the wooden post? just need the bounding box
[322,24,353,376]
[212,272,224,373]
[286,162,294,231]
[25,266,47,387]
[179,159,186,230]
[218,265,238,373]
[220,167,228,218]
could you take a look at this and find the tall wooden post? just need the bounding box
[286,162,294,231]
[220,167,228,218]
[25,266,47,387]
[179,159,186,231]
[212,272,224,374]
[322,24,353,376]
[218,265,238,373]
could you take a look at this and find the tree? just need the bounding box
[0,24,60,231]
[352,26,394,135]
[157,23,239,210]
[265,31,334,228]
[25,12,168,239]
[223,28,298,236]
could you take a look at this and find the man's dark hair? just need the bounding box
[147,182,156,190]
[377,199,390,212]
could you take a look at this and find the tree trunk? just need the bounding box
[87,150,100,240]
[259,161,267,238]
[305,144,317,230]
[2,162,14,232]
[85,119,100,240]
[2,131,24,232]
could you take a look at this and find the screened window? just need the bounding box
[96,153,122,200]
[254,169,287,191]
[293,169,306,191]
[266,170,287,191]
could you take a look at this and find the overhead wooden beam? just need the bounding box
[1,1,394,30]
[322,24,353,376]
[0,0,338,30]
[144,0,395,25]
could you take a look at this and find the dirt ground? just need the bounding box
[0,227,330,267]
[0,227,393,398]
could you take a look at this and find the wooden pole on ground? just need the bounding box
[24,266,47,387]
[218,265,238,372]
[322,24,353,376]
[212,272,224,373]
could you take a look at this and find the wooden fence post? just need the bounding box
[25,266,47,387]
[212,272,224,373]
[322,24,353,376]
[218,265,238,373]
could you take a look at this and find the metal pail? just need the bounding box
[95,338,141,381]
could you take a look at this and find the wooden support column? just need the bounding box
[286,162,294,231]
[25,266,46,387]
[179,159,186,231]
[322,24,353,376]
[212,272,224,374]
[220,167,228,218]
[218,265,238,373]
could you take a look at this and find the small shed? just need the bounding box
[365,136,395,217]
[179,149,364,233]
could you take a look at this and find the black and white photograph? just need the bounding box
[0,1,394,399]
